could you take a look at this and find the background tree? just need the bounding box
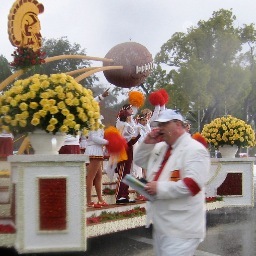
[239,23,256,126]
[19,36,98,88]
[0,55,13,91]
[151,9,254,131]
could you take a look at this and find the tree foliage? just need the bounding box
[148,9,256,131]
[21,36,98,88]
[0,55,13,91]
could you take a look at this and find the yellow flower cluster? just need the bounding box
[201,115,255,148]
[0,73,102,135]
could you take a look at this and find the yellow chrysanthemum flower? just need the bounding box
[21,111,29,119]
[19,102,28,111]
[31,118,40,126]
[66,114,75,121]
[4,115,12,123]
[38,110,47,117]
[46,124,55,132]
[29,102,39,109]
[61,109,69,116]
[49,118,58,125]
[10,120,18,126]
[1,106,10,114]
[57,101,66,109]
[60,125,69,133]
[19,120,27,127]
[49,106,59,114]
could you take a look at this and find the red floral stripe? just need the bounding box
[0,224,16,233]
[183,177,201,196]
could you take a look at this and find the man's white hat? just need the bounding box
[155,109,184,122]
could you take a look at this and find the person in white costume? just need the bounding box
[116,104,137,130]
[115,109,141,204]
[79,135,88,154]
[85,115,109,208]
[132,113,150,179]
[59,133,81,154]
[134,109,210,256]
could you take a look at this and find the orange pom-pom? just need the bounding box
[148,91,164,106]
[104,126,128,154]
[157,89,169,104]
[128,91,145,108]
[192,132,208,148]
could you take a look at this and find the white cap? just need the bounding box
[155,109,184,122]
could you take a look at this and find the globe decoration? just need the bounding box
[103,42,153,88]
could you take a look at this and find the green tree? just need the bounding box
[21,36,98,88]
[0,55,13,91]
[238,23,256,126]
[152,9,253,131]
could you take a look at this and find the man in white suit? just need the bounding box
[134,109,210,256]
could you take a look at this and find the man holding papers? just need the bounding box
[134,109,210,256]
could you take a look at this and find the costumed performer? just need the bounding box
[115,109,141,204]
[59,133,80,154]
[85,115,109,208]
[133,113,150,201]
[116,104,136,130]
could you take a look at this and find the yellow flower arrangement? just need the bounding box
[0,73,102,135]
[201,115,255,149]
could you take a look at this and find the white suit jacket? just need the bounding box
[134,132,210,239]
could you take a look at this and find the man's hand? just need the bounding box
[102,88,110,98]
[144,128,164,144]
[145,181,157,195]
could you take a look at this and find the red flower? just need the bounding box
[10,46,46,70]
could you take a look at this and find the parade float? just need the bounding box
[0,0,255,254]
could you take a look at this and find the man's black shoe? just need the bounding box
[116,198,136,204]
[116,197,129,204]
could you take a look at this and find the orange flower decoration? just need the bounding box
[128,91,145,108]
[192,132,208,148]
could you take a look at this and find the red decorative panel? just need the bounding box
[39,178,67,231]
[217,173,242,196]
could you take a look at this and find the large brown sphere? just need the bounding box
[103,42,153,88]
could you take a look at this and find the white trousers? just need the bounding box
[153,231,202,256]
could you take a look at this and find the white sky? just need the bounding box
[1,0,256,87]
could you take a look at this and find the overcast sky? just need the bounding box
[1,0,256,86]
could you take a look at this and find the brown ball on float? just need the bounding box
[103,42,153,88]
